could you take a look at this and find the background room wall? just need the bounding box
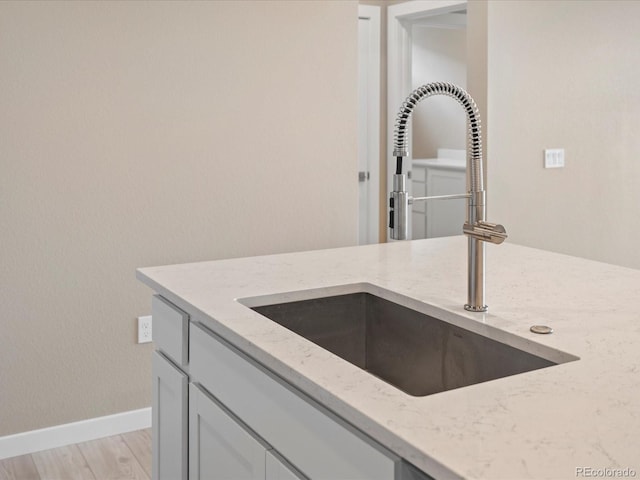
[466,0,488,175]
[484,0,640,269]
[411,25,467,159]
[0,0,357,436]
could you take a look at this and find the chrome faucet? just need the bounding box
[389,82,507,312]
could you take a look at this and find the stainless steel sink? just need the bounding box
[248,291,572,397]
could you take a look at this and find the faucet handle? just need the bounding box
[463,221,508,244]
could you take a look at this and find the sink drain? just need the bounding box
[530,325,553,334]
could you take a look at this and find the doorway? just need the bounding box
[387,0,467,240]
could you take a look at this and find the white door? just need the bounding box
[358,6,380,245]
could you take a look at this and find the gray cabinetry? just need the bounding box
[152,295,190,480]
[189,383,267,480]
[266,451,306,480]
[190,322,399,480]
[189,383,306,480]
[151,295,431,480]
[152,352,188,480]
[152,295,189,367]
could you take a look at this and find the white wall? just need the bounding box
[485,0,640,269]
[412,25,467,158]
[0,0,357,436]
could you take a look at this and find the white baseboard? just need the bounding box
[0,407,151,460]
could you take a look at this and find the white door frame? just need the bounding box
[358,4,381,245]
[387,0,467,240]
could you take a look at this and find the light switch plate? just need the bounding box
[544,148,565,168]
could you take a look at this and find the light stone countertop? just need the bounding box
[137,237,640,479]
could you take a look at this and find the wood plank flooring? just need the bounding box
[0,429,151,480]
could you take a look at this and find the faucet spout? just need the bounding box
[388,82,507,312]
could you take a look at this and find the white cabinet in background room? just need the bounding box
[411,149,466,239]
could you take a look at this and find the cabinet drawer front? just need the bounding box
[189,383,267,480]
[190,323,399,480]
[152,295,189,366]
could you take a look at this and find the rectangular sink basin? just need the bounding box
[242,286,577,397]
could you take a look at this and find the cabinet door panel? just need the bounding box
[152,351,188,480]
[189,383,267,480]
[266,451,306,480]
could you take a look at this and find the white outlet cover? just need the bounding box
[137,315,152,344]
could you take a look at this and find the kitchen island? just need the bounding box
[137,236,640,479]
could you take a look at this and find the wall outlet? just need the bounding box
[138,315,152,344]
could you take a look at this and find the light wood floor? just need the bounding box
[0,428,151,480]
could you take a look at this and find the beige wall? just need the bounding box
[412,25,467,159]
[0,0,357,436]
[485,0,640,269]
[466,0,488,174]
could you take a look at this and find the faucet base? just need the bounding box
[464,304,488,313]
